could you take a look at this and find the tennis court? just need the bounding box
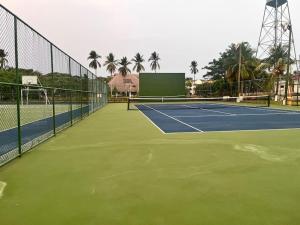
[130,96,300,133]
[2,104,300,225]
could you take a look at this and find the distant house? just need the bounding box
[191,79,205,95]
[108,74,139,96]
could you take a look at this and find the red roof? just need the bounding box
[108,74,139,93]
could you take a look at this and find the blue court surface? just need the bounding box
[0,106,90,157]
[137,104,300,133]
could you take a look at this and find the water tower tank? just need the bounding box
[266,0,287,8]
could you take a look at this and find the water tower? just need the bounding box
[257,0,297,64]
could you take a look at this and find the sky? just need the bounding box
[2,0,300,79]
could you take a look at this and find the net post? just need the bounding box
[14,16,22,157]
[127,98,130,110]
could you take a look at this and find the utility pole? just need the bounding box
[237,43,242,97]
[284,24,292,104]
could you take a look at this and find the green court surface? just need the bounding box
[1,104,300,225]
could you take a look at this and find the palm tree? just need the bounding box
[190,61,199,83]
[88,50,101,75]
[0,49,8,70]
[224,42,256,95]
[104,53,118,76]
[259,57,287,95]
[118,57,131,76]
[263,44,289,67]
[149,51,161,73]
[262,44,290,95]
[132,53,145,73]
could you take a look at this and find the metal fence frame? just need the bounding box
[0,4,107,166]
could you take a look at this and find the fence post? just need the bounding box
[91,74,94,113]
[96,78,99,109]
[14,16,22,157]
[80,66,83,120]
[68,57,73,125]
[70,91,73,126]
[297,82,299,107]
[50,44,56,135]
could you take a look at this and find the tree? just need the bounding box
[262,44,291,95]
[190,61,199,83]
[185,78,193,96]
[88,50,101,75]
[203,57,227,80]
[149,51,161,73]
[118,57,131,76]
[263,44,289,67]
[224,42,257,95]
[104,53,118,76]
[132,53,145,73]
[203,42,275,96]
[0,49,8,70]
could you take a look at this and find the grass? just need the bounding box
[1,103,300,225]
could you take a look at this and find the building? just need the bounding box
[191,79,209,95]
[108,74,139,97]
[274,72,300,103]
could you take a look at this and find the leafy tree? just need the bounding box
[118,57,131,76]
[88,50,101,75]
[203,58,226,80]
[104,53,118,76]
[185,78,193,96]
[0,49,8,70]
[0,68,16,83]
[149,52,161,73]
[132,53,145,73]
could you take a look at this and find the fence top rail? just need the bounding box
[0,4,97,79]
[0,81,97,93]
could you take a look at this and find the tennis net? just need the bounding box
[127,95,271,111]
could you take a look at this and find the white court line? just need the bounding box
[142,104,204,132]
[0,181,7,199]
[219,104,296,114]
[182,105,235,115]
[136,107,166,134]
[174,112,300,118]
[166,128,300,135]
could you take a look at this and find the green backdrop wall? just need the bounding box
[139,73,185,97]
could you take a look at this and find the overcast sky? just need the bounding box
[2,0,300,79]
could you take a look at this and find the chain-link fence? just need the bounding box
[195,79,271,98]
[194,76,300,107]
[0,5,108,166]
